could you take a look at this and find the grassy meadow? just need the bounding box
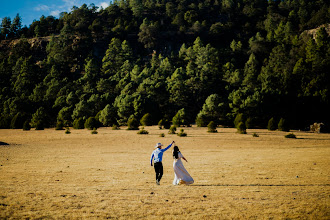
[0,126,329,219]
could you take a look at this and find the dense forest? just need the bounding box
[0,0,330,131]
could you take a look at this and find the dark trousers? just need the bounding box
[154,162,163,182]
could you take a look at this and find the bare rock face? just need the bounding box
[301,24,330,39]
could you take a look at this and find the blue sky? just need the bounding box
[0,0,111,27]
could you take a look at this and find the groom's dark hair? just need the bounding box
[173,146,180,159]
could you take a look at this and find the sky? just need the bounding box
[0,0,111,27]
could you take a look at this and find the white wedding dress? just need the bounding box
[173,152,194,185]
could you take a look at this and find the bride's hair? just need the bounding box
[173,146,180,159]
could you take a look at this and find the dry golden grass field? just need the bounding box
[0,126,329,219]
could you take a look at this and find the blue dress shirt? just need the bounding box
[150,143,173,165]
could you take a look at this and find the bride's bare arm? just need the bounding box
[182,157,188,162]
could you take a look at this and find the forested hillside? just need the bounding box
[1,0,330,130]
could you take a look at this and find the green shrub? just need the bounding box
[91,128,98,134]
[245,117,254,129]
[278,118,290,132]
[84,117,98,130]
[234,113,244,128]
[196,113,208,127]
[23,120,31,131]
[163,119,171,129]
[65,127,71,134]
[137,127,149,134]
[285,133,296,138]
[268,117,277,131]
[10,113,25,129]
[112,125,120,130]
[177,129,187,137]
[55,121,65,130]
[73,118,85,129]
[35,121,44,130]
[207,121,217,133]
[0,116,11,129]
[237,122,246,134]
[168,125,177,134]
[252,133,259,137]
[127,116,139,130]
[172,108,188,127]
[158,119,163,129]
[160,133,165,137]
[140,113,152,126]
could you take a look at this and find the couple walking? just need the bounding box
[150,141,194,185]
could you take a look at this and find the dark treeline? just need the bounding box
[0,0,330,130]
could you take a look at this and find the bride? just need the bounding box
[172,145,194,185]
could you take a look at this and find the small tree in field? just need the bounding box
[278,118,289,131]
[234,113,244,128]
[168,125,176,134]
[158,119,164,129]
[85,117,98,130]
[137,126,149,134]
[23,120,31,131]
[127,116,139,130]
[177,129,187,137]
[65,127,71,134]
[268,117,277,131]
[207,121,217,133]
[245,117,254,129]
[91,128,98,134]
[237,122,246,134]
[172,108,188,127]
[35,121,44,130]
[196,113,208,127]
[55,121,65,130]
[73,118,84,129]
[140,113,152,126]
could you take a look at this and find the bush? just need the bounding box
[160,133,165,137]
[168,125,176,134]
[84,117,98,130]
[35,121,44,130]
[172,108,188,127]
[0,116,11,129]
[137,127,149,134]
[112,125,120,130]
[10,113,25,129]
[237,122,246,134]
[196,113,208,127]
[91,128,98,134]
[278,118,289,132]
[268,117,277,131]
[140,113,152,126]
[65,127,71,134]
[158,119,164,129]
[234,113,244,128]
[177,129,187,137]
[252,133,259,137]
[285,133,296,138]
[245,117,254,129]
[23,120,31,131]
[127,116,139,130]
[163,119,171,129]
[55,121,65,130]
[73,118,85,129]
[207,121,217,133]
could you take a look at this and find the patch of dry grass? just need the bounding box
[0,126,329,219]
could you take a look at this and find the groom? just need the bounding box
[150,141,175,185]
